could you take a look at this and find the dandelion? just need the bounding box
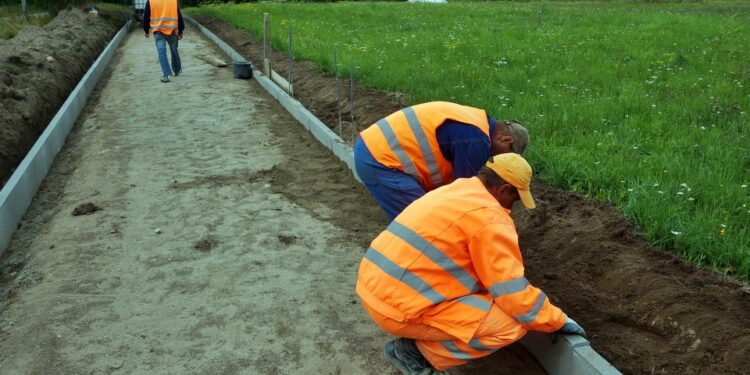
[688,197,695,201]
[677,191,685,195]
[742,184,747,188]
[658,190,664,194]
[671,230,682,235]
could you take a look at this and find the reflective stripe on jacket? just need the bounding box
[149,0,179,35]
[359,102,490,191]
[356,177,566,342]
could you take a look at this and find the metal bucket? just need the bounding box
[232,61,253,79]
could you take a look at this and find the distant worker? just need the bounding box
[143,0,184,83]
[356,153,585,375]
[354,101,529,220]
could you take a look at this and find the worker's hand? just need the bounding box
[144,32,149,38]
[557,317,586,337]
[177,32,183,40]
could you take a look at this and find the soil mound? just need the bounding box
[71,202,101,216]
[192,15,750,374]
[0,9,123,186]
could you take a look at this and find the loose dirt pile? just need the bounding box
[0,9,123,186]
[71,202,101,216]
[193,15,750,375]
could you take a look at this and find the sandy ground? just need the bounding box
[0,29,384,374]
[0,28,541,374]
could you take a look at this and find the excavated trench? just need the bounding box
[0,9,124,186]
[192,15,750,375]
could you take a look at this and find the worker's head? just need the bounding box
[491,120,529,156]
[478,153,535,210]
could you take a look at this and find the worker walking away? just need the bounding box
[356,153,585,375]
[354,101,529,221]
[143,0,184,83]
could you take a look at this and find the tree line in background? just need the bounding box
[0,0,413,17]
[2,0,94,15]
[4,0,680,16]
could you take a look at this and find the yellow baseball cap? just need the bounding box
[485,153,536,209]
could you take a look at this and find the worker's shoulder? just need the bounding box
[460,205,513,228]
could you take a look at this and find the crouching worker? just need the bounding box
[355,153,585,374]
[354,101,529,221]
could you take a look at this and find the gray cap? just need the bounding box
[505,121,529,155]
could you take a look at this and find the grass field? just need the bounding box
[189,1,750,280]
[0,5,49,39]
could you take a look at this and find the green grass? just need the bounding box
[0,3,127,39]
[189,1,750,280]
[0,11,49,39]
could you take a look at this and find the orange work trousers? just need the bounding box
[362,299,528,371]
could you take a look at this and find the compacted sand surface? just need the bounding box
[0,27,540,374]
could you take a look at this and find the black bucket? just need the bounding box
[233,61,253,79]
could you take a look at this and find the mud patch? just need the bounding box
[71,202,101,216]
[193,236,219,253]
[169,169,273,190]
[277,235,297,245]
[193,15,750,374]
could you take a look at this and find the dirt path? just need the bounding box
[0,28,541,374]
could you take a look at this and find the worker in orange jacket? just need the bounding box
[354,101,529,220]
[356,153,585,374]
[143,0,184,82]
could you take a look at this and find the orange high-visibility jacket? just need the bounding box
[356,177,566,342]
[359,102,490,191]
[149,0,179,35]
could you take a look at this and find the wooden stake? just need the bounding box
[288,25,293,97]
[334,51,342,136]
[263,13,270,76]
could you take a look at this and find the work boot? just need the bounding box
[384,338,442,375]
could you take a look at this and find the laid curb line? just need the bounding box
[185,16,358,179]
[187,15,620,375]
[0,20,132,255]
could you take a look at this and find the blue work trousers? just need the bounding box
[354,138,426,221]
[154,32,181,77]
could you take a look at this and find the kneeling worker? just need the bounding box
[356,153,585,374]
[354,101,529,220]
